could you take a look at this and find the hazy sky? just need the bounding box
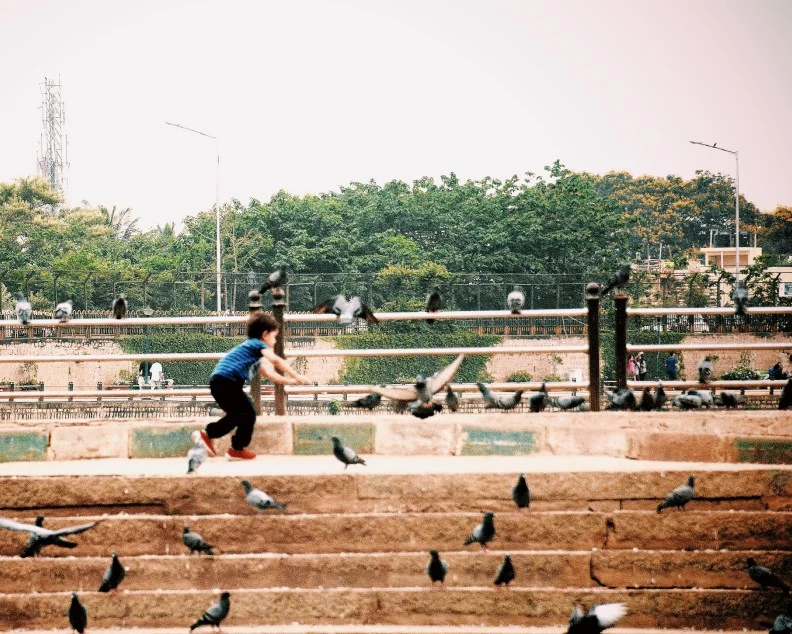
[1,0,790,229]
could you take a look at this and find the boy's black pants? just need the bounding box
[206,375,256,450]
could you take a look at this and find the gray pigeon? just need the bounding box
[639,387,655,411]
[673,393,703,410]
[331,436,366,469]
[687,388,714,408]
[444,385,460,412]
[717,391,743,409]
[427,549,448,585]
[494,554,515,587]
[698,357,713,384]
[112,293,127,319]
[241,480,286,511]
[183,526,214,555]
[769,604,792,634]
[54,299,73,322]
[408,400,442,419]
[477,382,523,411]
[657,475,695,513]
[606,388,637,411]
[68,592,87,634]
[747,558,791,594]
[507,286,525,314]
[556,395,586,411]
[190,592,231,632]
[259,268,288,293]
[187,431,208,474]
[98,551,126,593]
[779,378,792,410]
[346,392,381,410]
[566,603,627,634]
[512,473,530,510]
[0,515,101,557]
[600,265,631,296]
[733,281,749,316]
[464,511,495,548]
[310,295,379,326]
[425,287,441,325]
[529,383,549,412]
[14,292,32,325]
[654,383,667,410]
[372,355,465,407]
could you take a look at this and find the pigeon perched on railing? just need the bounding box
[0,515,101,557]
[187,431,207,474]
[54,299,73,322]
[555,396,586,411]
[331,436,366,469]
[259,268,287,294]
[600,265,631,296]
[512,473,530,511]
[747,558,791,594]
[566,602,627,634]
[779,379,792,410]
[507,286,525,314]
[408,400,442,419]
[68,592,88,634]
[183,526,215,555]
[494,554,516,587]
[98,551,127,593]
[657,475,695,513]
[346,392,382,410]
[427,550,448,586]
[464,511,495,549]
[14,292,32,325]
[425,287,442,325]
[241,480,286,511]
[112,293,127,319]
[372,355,465,407]
[529,383,549,412]
[310,295,379,326]
[477,382,523,410]
[190,592,231,632]
[733,281,749,316]
[444,385,460,412]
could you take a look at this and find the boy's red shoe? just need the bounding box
[226,448,257,461]
[199,430,217,457]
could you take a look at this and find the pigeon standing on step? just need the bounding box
[427,550,448,586]
[68,592,87,634]
[654,383,667,410]
[733,281,749,316]
[183,526,215,555]
[512,473,530,511]
[717,391,743,409]
[529,383,549,412]
[779,379,792,410]
[444,385,460,413]
[187,431,208,474]
[477,382,523,411]
[98,551,127,593]
[310,295,379,326]
[345,393,381,410]
[190,592,230,632]
[494,554,515,587]
[112,293,127,319]
[331,436,366,469]
[54,299,73,322]
[424,287,441,325]
[566,603,627,634]
[241,480,286,511]
[673,392,703,410]
[747,558,791,594]
[14,292,32,325]
[606,388,637,411]
[507,286,525,314]
[600,265,631,296]
[464,511,495,549]
[769,604,792,634]
[657,475,695,513]
[687,389,714,408]
[639,387,655,411]
[555,396,586,411]
[0,516,101,558]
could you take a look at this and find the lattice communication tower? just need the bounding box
[37,76,69,200]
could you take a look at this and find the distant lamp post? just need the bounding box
[165,121,222,312]
[142,307,154,386]
[689,141,740,283]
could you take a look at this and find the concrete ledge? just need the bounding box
[50,425,126,460]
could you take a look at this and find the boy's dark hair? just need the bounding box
[247,312,279,339]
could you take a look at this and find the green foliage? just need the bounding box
[328,400,340,415]
[543,373,563,382]
[507,370,533,382]
[720,365,762,381]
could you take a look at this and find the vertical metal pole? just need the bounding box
[734,151,740,283]
[272,287,287,416]
[615,294,628,390]
[248,290,262,415]
[215,139,222,312]
[585,283,601,412]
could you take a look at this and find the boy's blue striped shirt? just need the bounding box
[212,338,267,382]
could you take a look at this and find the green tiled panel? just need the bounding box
[735,439,792,465]
[293,423,374,455]
[130,426,200,458]
[461,426,539,456]
[0,432,48,462]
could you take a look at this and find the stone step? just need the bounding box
[0,511,790,557]
[0,550,790,594]
[6,630,772,634]
[0,587,787,630]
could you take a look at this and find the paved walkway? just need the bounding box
[1,454,791,477]
[6,629,769,634]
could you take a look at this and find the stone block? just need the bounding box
[375,419,456,455]
[129,425,200,458]
[626,431,729,462]
[293,421,374,455]
[544,425,628,456]
[49,425,126,460]
[207,420,293,455]
[0,430,48,462]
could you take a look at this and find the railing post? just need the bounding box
[272,287,287,416]
[585,283,601,412]
[248,290,262,416]
[68,381,73,403]
[615,294,628,390]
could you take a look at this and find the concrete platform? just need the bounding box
[5,629,771,634]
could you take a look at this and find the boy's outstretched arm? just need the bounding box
[260,350,312,385]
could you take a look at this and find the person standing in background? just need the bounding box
[666,352,679,380]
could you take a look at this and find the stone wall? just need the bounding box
[675,334,792,379]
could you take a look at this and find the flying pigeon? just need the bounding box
[529,383,549,413]
[183,526,215,555]
[687,389,714,408]
[555,396,586,411]
[112,293,127,319]
[600,265,631,296]
[507,286,525,314]
[0,516,101,558]
[259,268,288,294]
[657,475,695,513]
[639,387,655,411]
[512,473,530,510]
[606,388,637,411]
[464,511,495,549]
[779,378,792,410]
[427,549,448,586]
[372,354,465,406]
[769,604,792,634]
[408,400,442,419]
[310,295,379,326]
[54,299,73,322]
[673,393,703,410]
[98,551,127,593]
[331,436,366,469]
[68,592,88,634]
[190,592,231,632]
[477,382,523,411]
[241,480,286,511]
[14,292,32,325]
[566,603,627,634]
[698,357,713,384]
[733,281,749,316]
[345,392,381,410]
[187,431,208,474]
[444,385,460,412]
[424,287,442,325]
[717,391,743,409]
[654,383,667,410]
[494,554,515,587]
[747,558,791,594]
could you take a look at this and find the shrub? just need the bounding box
[507,370,533,382]
[543,373,563,382]
[720,365,761,381]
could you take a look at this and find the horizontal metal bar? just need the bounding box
[285,381,588,395]
[627,306,792,316]
[627,343,792,352]
[626,379,789,389]
[0,388,214,399]
[0,316,249,328]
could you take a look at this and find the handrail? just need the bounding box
[627,306,792,316]
[625,379,789,389]
[627,342,792,353]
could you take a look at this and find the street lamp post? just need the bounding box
[689,141,740,283]
[165,122,222,312]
